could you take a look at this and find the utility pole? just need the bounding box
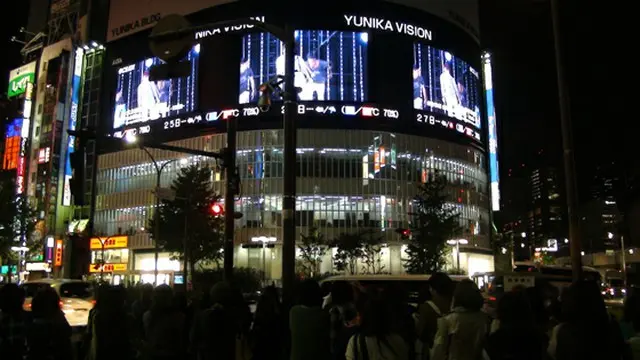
[224,120,237,282]
[281,24,297,307]
[550,0,582,282]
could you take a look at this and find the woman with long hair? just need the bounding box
[548,281,628,360]
[431,279,488,360]
[25,287,72,360]
[251,286,284,360]
[345,291,408,360]
[143,285,185,360]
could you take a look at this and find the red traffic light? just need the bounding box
[211,203,223,216]
[395,228,411,238]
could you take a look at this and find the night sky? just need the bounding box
[0,1,627,199]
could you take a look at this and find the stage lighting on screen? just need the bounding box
[239,30,368,104]
[413,43,481,129]
[112,45,199,130]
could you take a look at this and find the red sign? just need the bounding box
[54,240,63,267]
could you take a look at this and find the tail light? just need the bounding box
[488,296,497,302]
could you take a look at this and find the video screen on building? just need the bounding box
[240,30,368,104]
[112,45,200,129]
[413,43,481,129]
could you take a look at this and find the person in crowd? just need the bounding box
[327,282,360,360]
[88,285,137,360]
[0,284,30,360]
[485,291,547,360]
[622,288,640,341]
[329,282,357,355]
[386,284,417,359]
[431,279,488,360]
[345,292,408,360]
[251,285,284,360]
[132,283,153,336]
[548,280,629,360]
[190,282,252,360]
[625,289,640,359]
[25,287,72,360]
[417,272,455,359]
[143,285,185,360]
[290,279,331,360]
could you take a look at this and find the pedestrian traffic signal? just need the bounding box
[211,203,224,216]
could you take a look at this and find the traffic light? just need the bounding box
[69,138,86,205]
[210,203,224,217]
[396,228,411,240]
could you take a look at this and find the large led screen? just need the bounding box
[240,30,368,104]
[413,43,481,129]
[113,45,200,129]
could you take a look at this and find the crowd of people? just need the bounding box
[0,274,639,360]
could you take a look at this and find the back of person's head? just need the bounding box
[360,293,393,338]
[452,279,484,311]
[255,286,280,321]
[330,281,354,306]
[497,291,535,329]
[140,283,154,303]
[210,281,233,308]
[31,286,61,318]
[524,285,548,329]
[297,279,322,307]
[151,284,174,312]
[385,282,408,305]
[429,272,455,298]
[0,283,25,314]
[562,280,610,338]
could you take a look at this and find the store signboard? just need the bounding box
[90,236,128,249]
[8,62,36,98]
[89,263,128,273]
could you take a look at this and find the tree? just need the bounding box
[0,173,38,281]
[361,230,386,274]
[404,174,461,274]
[297,227,328,278]
[332,232,365,274]
[149,165,224,276]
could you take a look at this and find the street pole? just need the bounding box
[100,240,105,281]
[456,241,461,270]
[551,0,582,282]
[223,117,237,282]
[281,26,297,307]
[510,233,515,270]
[621,235,627,286]
[183,198,189,289]
[154,170,161,285]
[141,147,177,286]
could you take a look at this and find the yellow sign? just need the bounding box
[89,236,128,250]
[89,263,127,273]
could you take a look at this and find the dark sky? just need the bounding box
[0,1,626,184]
[0,2,30,94]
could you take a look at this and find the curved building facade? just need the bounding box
[93,0,493,283]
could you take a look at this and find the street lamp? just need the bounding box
[447,239,468,271]
[136,146,180,286]
[252,236,277,283]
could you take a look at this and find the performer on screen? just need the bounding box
[439,59,461,116]
[299,52,331,101]
[113,90,127,128]
[413,64,427,110]
[239,57,256,104]
[275,45,308,99]
[137,70,162,121]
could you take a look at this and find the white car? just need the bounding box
[21,279,94,327]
